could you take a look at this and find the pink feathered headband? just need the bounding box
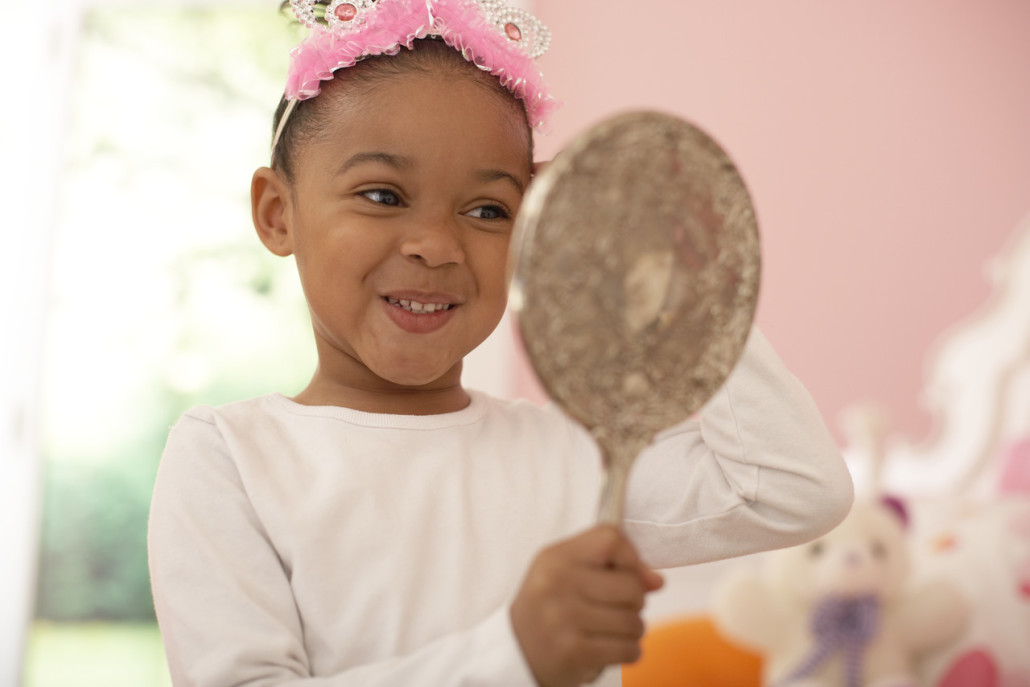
[273,0,559,152]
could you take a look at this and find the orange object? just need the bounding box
[622,615,763,687]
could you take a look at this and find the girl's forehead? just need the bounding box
[310,71,531,162]
[335,67,522,119]
[292,74,532,186]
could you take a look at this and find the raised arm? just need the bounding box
[622,327,854,568]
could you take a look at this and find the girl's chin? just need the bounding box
[373,361,462,390]
[383,375,450,389]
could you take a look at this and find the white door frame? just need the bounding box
[0,2,83,681]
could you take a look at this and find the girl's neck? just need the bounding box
[291,365,471,416]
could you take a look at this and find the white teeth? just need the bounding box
[386,297,454,314]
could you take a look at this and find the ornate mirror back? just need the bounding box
[510,111,761,523]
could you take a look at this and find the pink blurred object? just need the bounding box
[937,649,998,687]
[1008,507,1030,599]
[998,438,1030,494]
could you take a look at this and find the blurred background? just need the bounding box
[1,0,1028,684]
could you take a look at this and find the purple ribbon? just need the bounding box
[776,595,880,687]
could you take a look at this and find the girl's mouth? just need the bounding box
[385,297,456,314]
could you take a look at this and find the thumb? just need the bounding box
[606,528,666,592]
[640,566,665,592]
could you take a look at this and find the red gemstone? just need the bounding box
[504,22,522,41]
[334,3,358,21]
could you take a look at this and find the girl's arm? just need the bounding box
[621,327,854,568]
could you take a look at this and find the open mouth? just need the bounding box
[385,297,456,314]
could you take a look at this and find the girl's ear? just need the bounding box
[251,166,295,257]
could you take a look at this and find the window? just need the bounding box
[22,7,305,684]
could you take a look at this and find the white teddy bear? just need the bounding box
[712,498,969,687]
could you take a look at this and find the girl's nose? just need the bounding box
[400,214,466,267]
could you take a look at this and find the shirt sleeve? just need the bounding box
[622,327,854,568]
[148,414,538,687]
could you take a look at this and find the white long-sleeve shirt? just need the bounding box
[148,328,852,686]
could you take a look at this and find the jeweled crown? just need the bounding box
[272,0,558,155]
[288,0,551,59]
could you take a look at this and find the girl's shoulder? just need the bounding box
[470,390,580,430]
[172,393,289,429]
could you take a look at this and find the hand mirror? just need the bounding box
[509,111,761,525]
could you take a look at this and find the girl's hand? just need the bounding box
[532,160,550,178]
[510,525,664,687]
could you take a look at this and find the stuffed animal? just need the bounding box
[711,498,969,687]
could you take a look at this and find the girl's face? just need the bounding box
[258,67,532,411]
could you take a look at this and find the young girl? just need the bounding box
[147,1,853,685]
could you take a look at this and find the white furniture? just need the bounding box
[842,212,1030,498]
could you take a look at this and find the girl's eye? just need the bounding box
[465,204,510,220]
[361,189,402,206]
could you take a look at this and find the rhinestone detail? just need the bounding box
[481,3,551,58]
[504,22,522,41]
[325,0,377,30]
[289,0,321,28]
[334,3,358,21]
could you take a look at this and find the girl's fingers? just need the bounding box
[640,566,665,592]
[574,602,646,641]
[510,525,662,686]
[579,633,644,667]
[577,567,647,610]
[599,527,666,592]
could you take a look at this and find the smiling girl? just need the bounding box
[147,2,852,685]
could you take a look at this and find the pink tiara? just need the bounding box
[275,0,558,149]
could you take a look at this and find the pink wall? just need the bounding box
[516,0,1030,444]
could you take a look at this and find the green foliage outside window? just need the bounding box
[34,5,310,630]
